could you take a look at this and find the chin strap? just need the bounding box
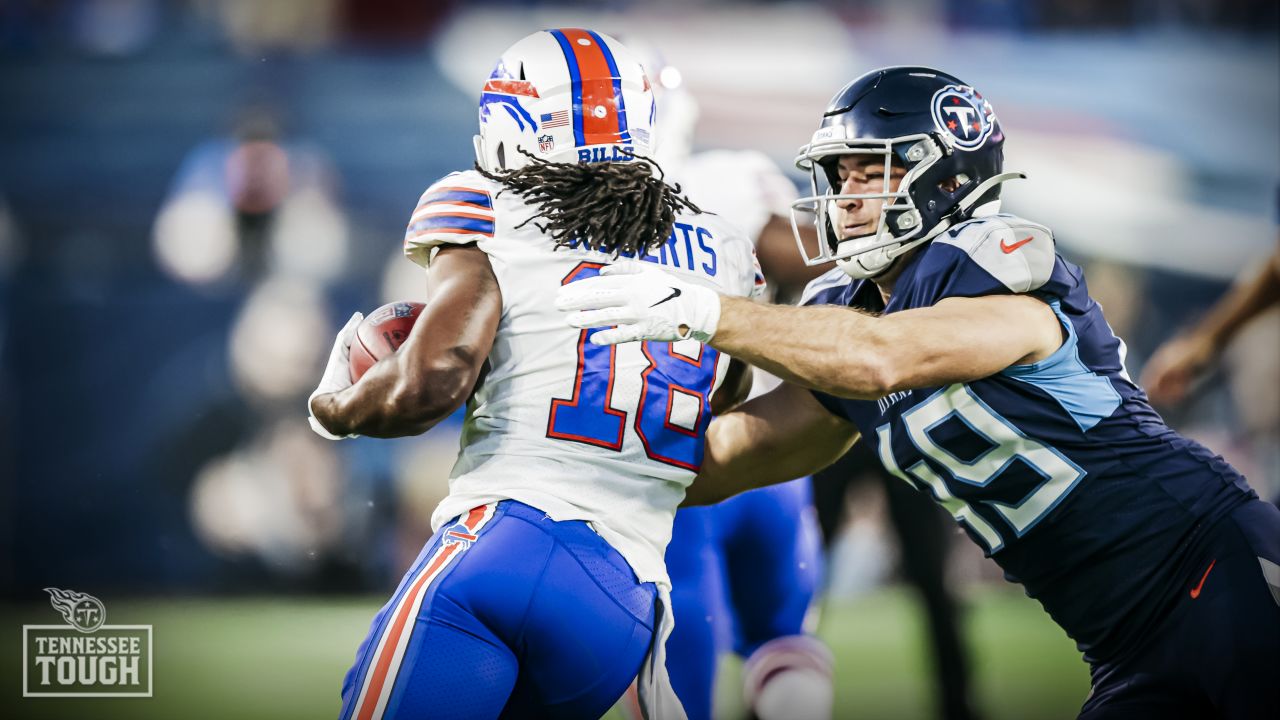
[958,171,1026,213]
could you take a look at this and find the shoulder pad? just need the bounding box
[799,266,855,307]
[932,214,1055,293]
[403,170,498,267]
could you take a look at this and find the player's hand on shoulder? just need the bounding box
[307,311,363,440]
[556,260,722,345]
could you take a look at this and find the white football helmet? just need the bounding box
[475,29,657,172]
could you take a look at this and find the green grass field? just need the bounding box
[2,586,1089,719]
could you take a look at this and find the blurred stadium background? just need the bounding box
[0,1,1275,718]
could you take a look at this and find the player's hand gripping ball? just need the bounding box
[348,301,425,382]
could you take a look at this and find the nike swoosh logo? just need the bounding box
[1000,236,1034,254]
[1189,559,1216,599]
[649,287,682,308]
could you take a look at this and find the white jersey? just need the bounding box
[404,169,763,588]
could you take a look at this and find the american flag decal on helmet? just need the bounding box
[541,110,571,129]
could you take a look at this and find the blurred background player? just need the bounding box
[148,101,358,585]
[1142,214,1280,505]
[809,445,980,720]
[623,43,833,720]
[309,29,762,719]
[1141,243,1279,408]
[154,102,348,288]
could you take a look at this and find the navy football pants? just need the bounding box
[1080,499,1280,720]
[339,500,657,720]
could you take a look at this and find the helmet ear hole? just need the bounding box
[938,174,967,194]
[496,142,506,170]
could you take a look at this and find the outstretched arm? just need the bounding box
[558,262,1063,401]
[311,245,501,438]
[710,292,1061,399]
[685,380,858,506]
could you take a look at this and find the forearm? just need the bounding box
[312,350,469,438]
[685,382,858,506]
[311,245,500,439]
[710,296,893,399]
[688,413,854,505]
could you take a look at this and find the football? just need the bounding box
[348,301,425,382]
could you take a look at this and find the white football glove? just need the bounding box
[307,311,363,440]
[555,261,722,345]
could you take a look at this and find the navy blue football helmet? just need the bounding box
[791,66,1024,278]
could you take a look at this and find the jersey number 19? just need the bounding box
[877,383,1086,553]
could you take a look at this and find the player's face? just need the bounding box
[832,155,906,240]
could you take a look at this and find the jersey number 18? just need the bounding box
[546,263,720,472]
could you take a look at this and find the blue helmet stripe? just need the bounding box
[547,29,586,147]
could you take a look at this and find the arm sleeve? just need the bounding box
[403,170,497,268]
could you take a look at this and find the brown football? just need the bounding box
[348,301,425,382]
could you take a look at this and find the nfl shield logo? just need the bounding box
[538,134,555,153]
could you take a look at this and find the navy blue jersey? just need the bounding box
[802,214,1256,661]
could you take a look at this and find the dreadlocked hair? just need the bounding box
[475,147,701,257]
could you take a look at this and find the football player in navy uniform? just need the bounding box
[559,66,1280,719]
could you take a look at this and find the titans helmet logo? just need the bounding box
[930,85,997,151]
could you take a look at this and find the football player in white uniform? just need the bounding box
[308,29,761,720]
